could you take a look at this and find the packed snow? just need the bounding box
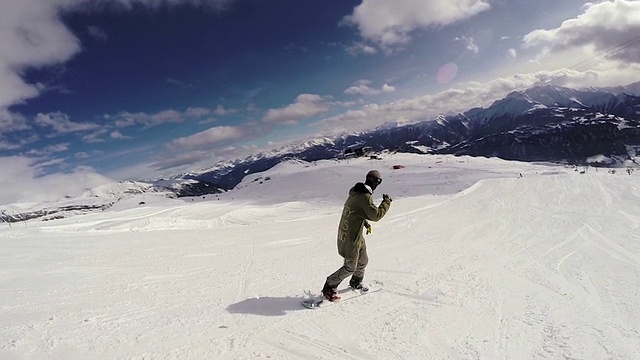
[1,153,639,359]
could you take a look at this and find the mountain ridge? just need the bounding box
[3,82,639,222]
[178,82,639,190]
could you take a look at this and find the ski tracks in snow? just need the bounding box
[4,158,640,359]
[237,236,256,298]
[256,321,372,360]
[248,280,445,359]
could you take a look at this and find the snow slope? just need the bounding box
[1,154,639,359]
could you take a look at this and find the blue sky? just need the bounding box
[1,0,639,192]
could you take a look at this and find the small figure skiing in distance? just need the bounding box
[321,170,392,301]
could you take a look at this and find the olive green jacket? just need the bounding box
[336,182,391,258]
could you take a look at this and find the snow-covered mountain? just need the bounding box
[0,178,229,223]
[180,82,640,189]
[5,82,638,223]
[3,154,640,359]
[186,138,342,190]
[444,83,640,165]
[0,181,170,223]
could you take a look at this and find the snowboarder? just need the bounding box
[321,170,392,301]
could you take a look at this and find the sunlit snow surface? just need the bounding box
[1,154,639,359]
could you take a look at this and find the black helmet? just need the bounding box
[366,170,382,185]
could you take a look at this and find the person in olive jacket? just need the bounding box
[321,170,392,301]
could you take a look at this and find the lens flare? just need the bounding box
[436,62,458,84]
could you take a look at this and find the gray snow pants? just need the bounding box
[326,246,369,288]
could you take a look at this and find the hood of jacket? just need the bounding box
[350,182,373,195]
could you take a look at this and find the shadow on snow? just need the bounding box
[226,296,309,316]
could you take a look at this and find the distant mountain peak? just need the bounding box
[374,121,402,130]
[166,82,640,191]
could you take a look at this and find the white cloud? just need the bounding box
[152,151,211,171]
[523,0,640,65]
[110,130,129,139]
[455,35,480,54]
[0,0,81,111]
[35,157,66,169]
[82,129,109,143]
[0,0,238,115]
[344,82,396,96]
[0,155,112,205]
[186,107,212,117]
[45,143,70,153]
[214,105,237,116]
[42,143,70,155]
[25,142,70,156]
[198,118,217,125]
[346,42,378,56]
[170,125,248,149]
[0,133,39,151]
[149,142,272,174]
[113,107,219,128]
[0,109,30,134]
[316,68,640,135]
[507,48,518,60]
[262,94,334,125]
[381,84,396,92]
[0,140,20,151]
[114,109,186,128]
[35,111,101,135]
[344,0,491,51]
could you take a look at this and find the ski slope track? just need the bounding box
[1,154,639,359]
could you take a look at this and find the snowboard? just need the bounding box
[301,280,383,309]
